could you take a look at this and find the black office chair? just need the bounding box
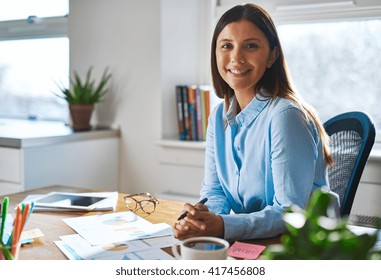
[323,111,376,217]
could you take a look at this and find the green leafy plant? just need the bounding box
[56,66,111,105]
[263,189,380,260]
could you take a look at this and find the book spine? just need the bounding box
[181,85,191,140]
[204,88,210,139]
[175,84,213,142]
[188,85,198,141]
[176,85,186,140]
[201,89,207,141]
[196,86,203,141]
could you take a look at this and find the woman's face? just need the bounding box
[216,20,277,96]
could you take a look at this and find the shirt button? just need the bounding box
[236,146,240,151]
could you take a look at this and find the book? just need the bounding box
[200,88,208,141]
[175,85,186,140]
[187,85,198,141]
[196,86,203,141]
[175,84,213,141]
[181,85,191,140]
[203,87,210,140]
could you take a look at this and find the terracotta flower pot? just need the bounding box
[69,104,94,131]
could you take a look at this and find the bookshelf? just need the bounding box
[152,0,218,197]
[156,139,206,150]
[156,83,218,168]
[159,0,215,155]
[156,82,219,168]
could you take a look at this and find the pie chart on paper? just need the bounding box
[102,216,130,226]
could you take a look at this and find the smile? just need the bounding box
[228,68,251,75]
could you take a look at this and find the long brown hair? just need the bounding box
[210,3,333,165]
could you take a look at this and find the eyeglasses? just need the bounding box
[123,193,159,214]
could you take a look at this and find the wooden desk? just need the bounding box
[1,185,279,260]
[1,185,185,260]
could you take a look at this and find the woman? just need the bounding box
[174,4,333,241]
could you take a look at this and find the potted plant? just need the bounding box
[263,189,381,260]
[56,66,112,131]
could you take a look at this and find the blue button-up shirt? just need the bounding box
[200,95,329,241]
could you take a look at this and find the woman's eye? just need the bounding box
[221,43,232,49]
[245,43,258,49]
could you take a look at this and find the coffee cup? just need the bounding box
[172,236,230,260]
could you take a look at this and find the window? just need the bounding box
[278,19,381,129]
[0,0,69,121]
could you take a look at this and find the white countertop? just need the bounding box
[0,118,119,148]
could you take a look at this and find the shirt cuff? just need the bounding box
[220,213,248,241]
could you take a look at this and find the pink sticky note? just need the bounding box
[228,241,266,259]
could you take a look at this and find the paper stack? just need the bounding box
[55,211,177,260]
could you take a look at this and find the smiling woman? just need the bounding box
[173,3,335,242]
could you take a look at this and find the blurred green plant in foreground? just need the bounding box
[264,189,381,260]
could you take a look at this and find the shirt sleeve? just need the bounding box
[222,107,321,241]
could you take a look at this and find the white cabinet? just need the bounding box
[0,147,24,195]
[0,147,21,185]
[0,119,119,196]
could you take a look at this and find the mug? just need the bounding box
[172,236,230,260]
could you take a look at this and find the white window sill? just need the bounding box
[369,143,381,162]
[156,139,381,164]
[155,139,206,150]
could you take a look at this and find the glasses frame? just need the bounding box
[123,192,159,214]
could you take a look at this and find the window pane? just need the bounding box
[0,0,68,20]
[278,20,381,130]
[0,38,69,121]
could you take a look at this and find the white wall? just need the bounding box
[69,0,207,197]
[70,0,162,195]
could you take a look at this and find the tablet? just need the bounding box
[33,192,111,211]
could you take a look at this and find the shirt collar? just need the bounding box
[226,91,271,127]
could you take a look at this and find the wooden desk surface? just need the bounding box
[1,185,279,260]
[1,185,185,260]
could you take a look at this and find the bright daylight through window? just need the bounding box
[0,0,69,121]
[278,19,381,131]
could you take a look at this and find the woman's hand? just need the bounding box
[173,203,224,240]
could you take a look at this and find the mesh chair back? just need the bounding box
[324,112,376,217]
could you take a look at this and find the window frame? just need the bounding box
[0,16,68,41]
[217,0,381,23]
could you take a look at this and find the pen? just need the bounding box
[0,197,9,244]
[177,197,208,221]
